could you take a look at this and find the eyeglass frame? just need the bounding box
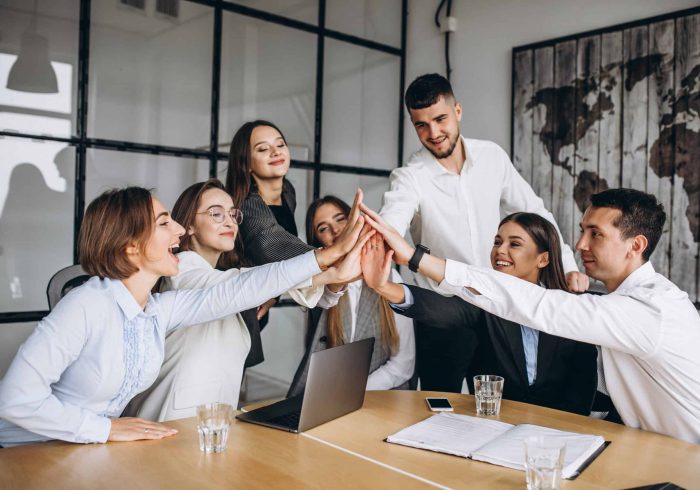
[196,206,244,225]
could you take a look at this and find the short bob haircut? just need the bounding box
[79,187,154,279]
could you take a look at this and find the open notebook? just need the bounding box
[386,413,606,479]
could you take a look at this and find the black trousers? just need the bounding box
[414,314,478,393]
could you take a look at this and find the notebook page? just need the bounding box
[386,413,513,458]
[470,424,605,478]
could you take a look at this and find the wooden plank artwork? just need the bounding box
[511,8,700,301]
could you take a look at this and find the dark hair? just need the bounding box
[498,212,569,291]
[225,120,287,207]
[79,187,153,279]
[305,195,352,247]
[590,188,666,261]
[404,73,455,110]
[171,178,247,269]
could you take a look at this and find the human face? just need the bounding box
[140,198,185,278]
[490,221,549,284]
[189,188,239,265]
[409,96,462,160]
[312,203,348,248]
[576,207,638,291]
[249,125,290,180]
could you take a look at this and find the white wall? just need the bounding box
[404,0,699,156]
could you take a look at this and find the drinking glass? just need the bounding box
[473,375,504,416]
[197,402,233,453]
[524,436,566,490]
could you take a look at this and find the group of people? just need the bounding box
[0,74,698,448]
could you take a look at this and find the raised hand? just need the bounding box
[328,224,375,284]
[359,203,415,266]
[109,417,178,442]
[361,233,393,290]
[314,189,365,269]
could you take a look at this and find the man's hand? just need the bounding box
[361,233,393,290]
[566,271,590,293]
[314,190,365,269]
[109,417,178,442]
[359,203,414,266]
[326,225,375,285]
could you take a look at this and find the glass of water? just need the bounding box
[473,375,504,416]
[197,402,233,453]
[524,436,566,490]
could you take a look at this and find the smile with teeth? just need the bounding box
[495,260,513,267]
[168,243,179,254]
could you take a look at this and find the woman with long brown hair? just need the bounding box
[125,180,355,422]
[362,211,598,415]
[287,195,415,395]
[0,185,369,446]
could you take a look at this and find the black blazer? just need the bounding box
[400,285,598,415]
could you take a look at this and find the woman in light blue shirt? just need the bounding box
[0,186,369,447]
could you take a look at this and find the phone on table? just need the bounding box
[425,397,453,412]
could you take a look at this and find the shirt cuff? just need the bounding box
[391,284,414,310]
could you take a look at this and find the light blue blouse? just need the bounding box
[0,251,320,447]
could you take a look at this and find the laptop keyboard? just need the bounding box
[268,409,302,428]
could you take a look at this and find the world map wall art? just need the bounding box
[511,7,700,301]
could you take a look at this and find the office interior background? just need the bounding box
[1,0,697,401]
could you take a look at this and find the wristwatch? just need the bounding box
[408,244,430,272]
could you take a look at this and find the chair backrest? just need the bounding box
[46,264,90,310]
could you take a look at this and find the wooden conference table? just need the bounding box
[2,391,699,489]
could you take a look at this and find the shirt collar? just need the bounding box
[109,278,158,321]
[613,261,656,294]
[424,135,471,178]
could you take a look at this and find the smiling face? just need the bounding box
[249,125,290,180]
[409,96,462,160]
[490,221,549,284]
[576,206,641,291]
[138,197,185,278]
[312,202,348,248]
[188,188,239,264]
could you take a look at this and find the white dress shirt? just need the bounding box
[320,270,415,390]
[439,260,700,444]
[380,136,577,292]
[0,251,321,447]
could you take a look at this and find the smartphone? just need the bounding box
[425,397,453,412]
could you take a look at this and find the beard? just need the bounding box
[425,132,459,159]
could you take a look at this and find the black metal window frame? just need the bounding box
[0,0,408,324]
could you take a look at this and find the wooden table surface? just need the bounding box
[1,391,698,489]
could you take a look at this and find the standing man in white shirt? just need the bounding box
[380,73,588,392]
[363,188,700,444]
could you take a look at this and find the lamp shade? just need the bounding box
[6,31,58,94]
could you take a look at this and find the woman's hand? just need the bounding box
[329,224,375,284]
[361,233,392,290]
[108,417,178,442]
[256,298,277,320]
[359,203,415,266]
[314,189,365,269]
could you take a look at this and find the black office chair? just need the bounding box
[46,264,90,310]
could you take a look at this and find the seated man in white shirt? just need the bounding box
[360,188,700,444]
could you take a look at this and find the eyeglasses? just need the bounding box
[197,206,243,224]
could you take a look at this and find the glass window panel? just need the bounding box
[0,322,37,378]
[0,0,79,138]
[322,39,399,170]
[88,1,212,148]
[225,0,318,25]
[319,172,389,211]
[0,137,74,311]
[326,0,402,48]
[219,11,316,162]
[86,149,210,211]
[286,167,313,241]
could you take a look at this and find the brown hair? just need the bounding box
[79,187,153,279]
[225,120,287,207]
[171,179,247,269]
[498,212,569,291]
[306,195,399,355]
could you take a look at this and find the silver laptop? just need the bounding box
[236,338,374,433]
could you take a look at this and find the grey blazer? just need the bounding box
[239,179,313,265]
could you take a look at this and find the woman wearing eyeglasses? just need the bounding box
[124,179,346,422]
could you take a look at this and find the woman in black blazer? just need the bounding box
[363,212,598,415]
